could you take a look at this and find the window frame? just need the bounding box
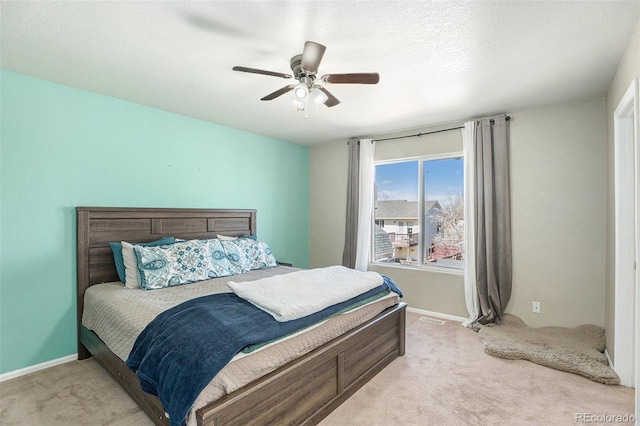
[371,151,464,274]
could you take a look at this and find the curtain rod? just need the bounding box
[372,126,463,142]
[371,115,510,143]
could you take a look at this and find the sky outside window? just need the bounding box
[375,157,463,204]
[375,161,418,201]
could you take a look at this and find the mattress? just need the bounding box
[82,266,399,425]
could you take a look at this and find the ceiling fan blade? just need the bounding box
[233,66,292,79]
[301,41,326,73]
[318,87,340,107]
[322,73,380,84]
[261,85,295,101]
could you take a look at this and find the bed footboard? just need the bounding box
[81,302,406,426]
[197,302,406,426]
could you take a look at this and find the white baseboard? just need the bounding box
[0,354,77,383]
[407,307,467,323]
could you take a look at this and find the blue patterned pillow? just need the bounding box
[220,240,251,275]
[253,240,278,269]
[207,239,234,278]
[134,240,214,290]
[109,237,176,283]
[222,238,277,273]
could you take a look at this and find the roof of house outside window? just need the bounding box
[374,200,441,220]
[374,225,393,260]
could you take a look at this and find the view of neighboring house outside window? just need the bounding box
[373,155,464,270]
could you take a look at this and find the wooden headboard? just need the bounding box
[76,207,256,357]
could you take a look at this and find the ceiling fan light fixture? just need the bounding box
[311,87,329,105]
[292,83,308,101]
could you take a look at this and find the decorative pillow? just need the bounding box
[251,240,278,269]
[220,240,251,275]
[222,238,277,274]
[134,239,232,290]
[207,239,234,278]
[122,241,170,289]
[110,237,176,285]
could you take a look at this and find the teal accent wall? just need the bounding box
[0,70,310,374]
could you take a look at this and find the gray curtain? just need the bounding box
[474,115,512,325]
[342,140,360,268]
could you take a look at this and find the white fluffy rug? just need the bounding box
[478,314,619,385]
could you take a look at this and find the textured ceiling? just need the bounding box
[1,1,639,145]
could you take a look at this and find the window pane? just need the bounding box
[423,157,464,269]
[374,161,419,264]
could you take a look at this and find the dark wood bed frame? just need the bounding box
[77,207,406,425]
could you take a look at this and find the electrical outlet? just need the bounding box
[532,301,541,314]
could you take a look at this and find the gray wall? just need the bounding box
[310,99,607,328]
[604,21,640,361]
[509,100,605,328]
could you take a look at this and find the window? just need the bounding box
[373,154,464,270]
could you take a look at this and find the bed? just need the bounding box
[76,207,407,426]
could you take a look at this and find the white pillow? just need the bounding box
[122,241,142,289]
[217,234,238,241]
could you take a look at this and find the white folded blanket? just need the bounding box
[227,265,383,322]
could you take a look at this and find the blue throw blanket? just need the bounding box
[126,275,402,426]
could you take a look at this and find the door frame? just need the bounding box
[613,77,638,401]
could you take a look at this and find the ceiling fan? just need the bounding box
[232,41,379,114]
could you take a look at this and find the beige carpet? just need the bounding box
[0,312,634,425]
[478,314,619,385]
